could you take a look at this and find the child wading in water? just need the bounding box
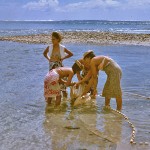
[44,61,83,106]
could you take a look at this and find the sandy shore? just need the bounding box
[0,31,150,46]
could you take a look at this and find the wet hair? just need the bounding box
[84,51,95,59]
[72,62,83,74]
[52,31,62,42]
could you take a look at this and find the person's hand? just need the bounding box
[60,58,64,62]
[70,82,76,86]
[75,82,80,88]
[91,89,97,99]
[49,59,52,62]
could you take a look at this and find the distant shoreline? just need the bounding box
[0,20,150,22]
[0,31,150,46]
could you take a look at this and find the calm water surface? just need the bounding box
[0,41,149,150]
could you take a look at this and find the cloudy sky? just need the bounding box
[0,0,150,21]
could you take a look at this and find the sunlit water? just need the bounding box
[0,41,149,150]
[0,20,150,36]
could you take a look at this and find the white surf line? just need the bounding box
[124,92,150,100]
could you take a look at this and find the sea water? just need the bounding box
[0,41,149,150]
[0,20,150,37]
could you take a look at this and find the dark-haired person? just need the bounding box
[76,51,97,98]
[76,50,122,111]
[43,31,73,70]
[43,31,73,97]
[44,61,83,106]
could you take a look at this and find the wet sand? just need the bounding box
[0,31,150,46]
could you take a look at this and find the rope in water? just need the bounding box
[97,93,149,144]
[78,115,115,143]
[108,107,149,146]
[97,94,136,143]
[70,89,149,145]
[68,104,149,145]
[70,97,136,143]
[67,107,115,143]
[75,106,136,144]
[124,92,150,100]
[105,106,136,144]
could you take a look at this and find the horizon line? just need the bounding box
[0,19,150,22]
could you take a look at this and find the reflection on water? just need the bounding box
[0,42,150,150]
[43,96,150,150]
[43,99,129,150]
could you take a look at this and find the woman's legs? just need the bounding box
[55,95,61,106]
[105,97,111,107]
[46,95,62,106]
[116,97,122,111]
[62,90,68,98]
[105,97,122,111]
[47,97,52,105]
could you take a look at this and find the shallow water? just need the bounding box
[0,41,149,150]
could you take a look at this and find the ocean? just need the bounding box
[0,20,150,37]
[0,20,150,150]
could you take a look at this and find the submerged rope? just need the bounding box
[67,103,149,146]
[70,106,136,144]
[78,115,115,143]
[69,86,149,145]
[105,107,136,144]
[108,107,149,146]
[67,107,115,143]
[124,92,150,100]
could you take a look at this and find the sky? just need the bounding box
[0,0,150,21]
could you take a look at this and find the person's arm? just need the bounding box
[75,70,92,86]
[43,46,50,61]
[81,77,93,96]
[76,72,83,81]
[59,78,66,84]
[76,59,84,81]
[65,73,74,87]
[61,48,73,61]
[98,58,105,70]
[90,60,98,95]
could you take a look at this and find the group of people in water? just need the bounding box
[43,32,122,111]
